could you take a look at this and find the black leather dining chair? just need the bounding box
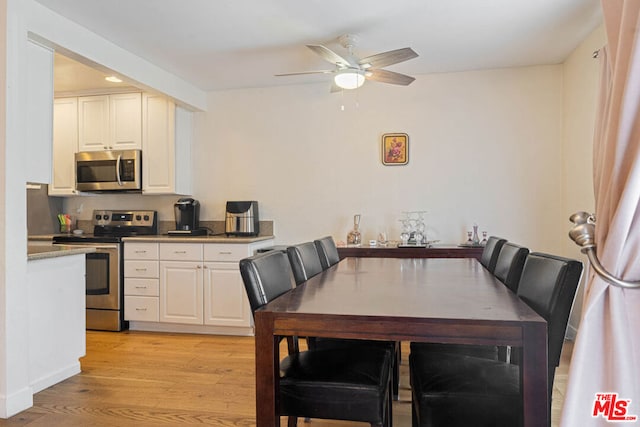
[493,242,529,292]
[240,250,393,427]
[286,242,324,285]
[409,252,582,427]
[479,236,507,273]
[314,236,341,270]
[287,240,401,400]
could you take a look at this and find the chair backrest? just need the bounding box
[239,250,296,314]
[314,236,340,270]
[287,242,324,285]
[493,242,529,292]
[516,253,582,369]
[480,236,507,273]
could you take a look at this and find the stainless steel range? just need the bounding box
[53,210,158,331]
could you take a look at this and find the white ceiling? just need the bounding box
[36,0,603,92]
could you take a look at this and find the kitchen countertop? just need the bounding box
[123,235,274,244]
[28,234,274,244]
[28,244,96,261]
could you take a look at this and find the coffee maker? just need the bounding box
[168,198,207,236]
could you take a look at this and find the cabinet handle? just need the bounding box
[174,251,187,254]
[135,285,147,289]
[135,268,147,272]
[135,308,147,311]
[219,251,232,255]
[197,265,202,269]
[135,250,147,254]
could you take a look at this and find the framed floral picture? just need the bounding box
[381,133,409,165]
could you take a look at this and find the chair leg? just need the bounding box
[387,362,394,427]
[393,342,400,400]
[287,416,298,427]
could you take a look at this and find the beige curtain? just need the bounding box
[561,0,640,425]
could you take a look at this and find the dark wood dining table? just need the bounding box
[254,257,549,427]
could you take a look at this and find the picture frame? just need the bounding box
[381,133,409,165]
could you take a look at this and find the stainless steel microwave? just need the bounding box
[75,149,142,192]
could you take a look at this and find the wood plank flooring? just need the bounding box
[0,331,573,426]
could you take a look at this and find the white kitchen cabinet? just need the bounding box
[203,244,254,328]
[159,243,203,324]
[203,262,251,327]
[159,261,203,324]
[125,239,272,335]
[142,93,192,195]
[26,40,54,184]
[50,91,189,195]
[49,98,78,196]
[124,243,160,322]
[78,93,141,151]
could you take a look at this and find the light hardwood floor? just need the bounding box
[0,331,573,426]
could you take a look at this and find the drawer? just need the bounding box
[125,243,159,260]
[124,260,159,278]
[203,244,249,262]
[125,296,159,322]
[125,278,159,296]
[160,243,202,261]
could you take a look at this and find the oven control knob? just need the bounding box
[136,215,142,221]
[95,214,102,220]
[103,215,109,220]
[144,215,150,221]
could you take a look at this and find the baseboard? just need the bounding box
[128,321,254,336]
[0,386,33,419]
[30,362,81,394]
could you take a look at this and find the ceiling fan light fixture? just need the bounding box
[334,70,365,90]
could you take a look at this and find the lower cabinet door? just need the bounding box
[203,262,252,327]
[159,261,203,324]
[125,296,159,322]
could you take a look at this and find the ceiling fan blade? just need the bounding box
[275,70,335,77]
[358,48,418,69]
[366,69,416,86]
[306,44,351,67]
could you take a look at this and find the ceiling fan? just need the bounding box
[275,34,419,91]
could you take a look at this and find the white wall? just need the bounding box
[1,0,35,417]
[562,24,606,336]
[67,65,567,252]
[188,66,565,250]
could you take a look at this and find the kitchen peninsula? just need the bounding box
[26,244,95,394]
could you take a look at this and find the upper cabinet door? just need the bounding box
[142,93,176,194]
[25,40,54,184]
[78,94,142,151]
[78,95,109,151]
[110,93,142,150]
[49,98,78,196]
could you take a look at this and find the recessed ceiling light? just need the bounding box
[105,76,122,83]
